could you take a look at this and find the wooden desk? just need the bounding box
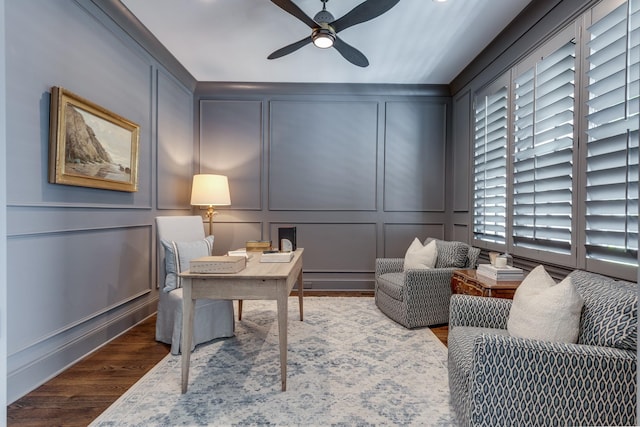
[451,269,521,299]
[180,248,304,393]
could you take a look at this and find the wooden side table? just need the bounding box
[451,269,522,299]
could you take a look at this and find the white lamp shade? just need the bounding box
[190,174,231,206]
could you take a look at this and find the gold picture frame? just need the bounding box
[48,87,140,192]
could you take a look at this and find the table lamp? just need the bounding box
[190,174,231,235]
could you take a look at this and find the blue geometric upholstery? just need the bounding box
[375,240,480,328]
[449,294,511,330]
[448,271,638,426]
[433,240,469,269]
[569,270,637,350]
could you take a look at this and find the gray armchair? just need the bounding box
[448,269,637,426]
[375,239,479,328]
[155,216,235,355]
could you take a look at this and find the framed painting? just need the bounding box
[48,86,140,192]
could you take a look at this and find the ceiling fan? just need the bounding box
[268,0,401,67]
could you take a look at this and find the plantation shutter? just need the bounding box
[473,80,509,244]
[512,40,576,254]
[584,0,639,266]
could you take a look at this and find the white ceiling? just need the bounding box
[120,0,532,84]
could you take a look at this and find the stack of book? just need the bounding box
[246,240,272,252]
[227,248,250,258]
[260,250,294,263]
[477,264,524,281]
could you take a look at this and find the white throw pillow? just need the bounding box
[507,265,584,343]
[403,238,437,271]
[161,235,214,292]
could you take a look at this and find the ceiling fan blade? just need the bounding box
[331,0,400,33]
[333,38,369,67]
[268,37,313,60]
[270,0,318,29]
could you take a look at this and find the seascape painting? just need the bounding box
[49,87,139,192]
[64,106,132,182]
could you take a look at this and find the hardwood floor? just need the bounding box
[430,323,449,347]
[7,294,448,426]
[7,315,170,427]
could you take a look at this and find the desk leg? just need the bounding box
[276,288,288,391]
[297,268,304,321]
[181,278,195,394]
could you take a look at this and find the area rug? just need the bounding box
[91,297,453,426]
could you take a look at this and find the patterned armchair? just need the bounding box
[375,239,480,328]
[448,270,638,427]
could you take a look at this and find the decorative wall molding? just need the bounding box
[196,82,450,98]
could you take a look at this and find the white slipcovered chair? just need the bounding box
[155,216,235,354]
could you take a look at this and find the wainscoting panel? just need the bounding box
[208,221,263,256]
[383,223,446,258]
[157,69,194,210]
[453,223,470,243]
[5,0,153,209]
[384,101,447,212]
[268,222,377,272]
[268,100,378,211]
[7,225,151,354]
[195,86,453,291]
[452,90,471,212]
[200,100,263,210]
[5,0,190,404]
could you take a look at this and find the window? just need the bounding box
[512,37,576,255]
[473,77,509,245]
[468,0,638,280]
[584,0,639,267]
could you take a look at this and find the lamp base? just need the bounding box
[205,206,214,236]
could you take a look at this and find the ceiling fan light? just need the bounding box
[312,27,335,49]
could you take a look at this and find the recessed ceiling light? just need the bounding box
[433,0,448,2]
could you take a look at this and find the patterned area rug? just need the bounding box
[91,297,453,426]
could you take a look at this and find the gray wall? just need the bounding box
[194,84,452,291]
[2,0,604,406]
[3,0,454,403]
[1,0,8,417]
[4,0,196,403]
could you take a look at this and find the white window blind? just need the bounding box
[473,84,508,244]
[585,0,639,266]
[512,40,576,254]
